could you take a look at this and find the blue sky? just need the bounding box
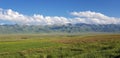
[0,0,120,25]
[0,0,120,17]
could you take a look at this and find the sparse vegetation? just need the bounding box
[0,34,120,58]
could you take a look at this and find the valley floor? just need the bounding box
[0,34,120,58]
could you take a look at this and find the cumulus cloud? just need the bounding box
[0,8,120,25]
[71,11,120,24]
[0,8,72,25]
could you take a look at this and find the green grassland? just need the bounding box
[0,34,120,58]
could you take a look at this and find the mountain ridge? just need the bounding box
[0,23,120,34]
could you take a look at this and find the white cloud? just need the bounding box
[0,8,70,25]
[71,11,120,24]
[0,8,120,25]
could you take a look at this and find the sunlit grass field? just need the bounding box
[0,34,120,58]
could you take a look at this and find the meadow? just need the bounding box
[0,34,120,58]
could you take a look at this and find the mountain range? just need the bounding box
[0,23,120,34]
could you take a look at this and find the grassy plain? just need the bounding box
[0,34,120,58]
